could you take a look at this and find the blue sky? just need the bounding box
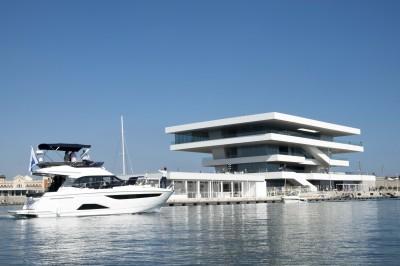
[1,0,399,177]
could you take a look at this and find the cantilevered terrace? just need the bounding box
[166,112,363,173]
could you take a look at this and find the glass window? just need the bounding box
[64,176,123,189]
[174,181,185,194]
[175,131,209,144]
[223,182,231,192]
[279,146,289,155]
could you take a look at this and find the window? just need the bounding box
[174,181,185,195]
[175,131,209,144]
[64,176,124,189]
[223,182,231,192]
[279,146,289,155]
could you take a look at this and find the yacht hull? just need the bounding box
[10,186,173,218]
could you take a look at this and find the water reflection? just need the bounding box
[1,200,400,265]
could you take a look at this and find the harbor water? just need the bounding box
[1,200,400,265]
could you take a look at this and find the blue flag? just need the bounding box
[29,146,38,174]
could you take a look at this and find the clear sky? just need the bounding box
[1,0,399,178]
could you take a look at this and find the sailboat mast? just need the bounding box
[121,115,126,175]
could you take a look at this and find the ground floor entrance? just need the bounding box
[171,179,258,199]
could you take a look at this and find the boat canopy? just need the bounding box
[38,143,91,152]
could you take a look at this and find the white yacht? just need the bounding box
[9,143,174,218]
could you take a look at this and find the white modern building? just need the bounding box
[165,112,375,197]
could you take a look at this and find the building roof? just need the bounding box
[165,112,360,136]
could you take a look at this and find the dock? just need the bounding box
[167,190,399,206]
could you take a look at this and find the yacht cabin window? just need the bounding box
[62,176,124,189]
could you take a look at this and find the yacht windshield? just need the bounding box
[63,176,124,189]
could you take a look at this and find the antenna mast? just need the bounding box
[121,115,126,175]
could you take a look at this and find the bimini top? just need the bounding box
[38,143,91,152]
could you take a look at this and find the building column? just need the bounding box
[220,181,223,198]
[197,181,200,198]
[184,180,188,198]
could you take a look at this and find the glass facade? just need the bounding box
[236,162,280,173]
[174,131,209,144]
[215,162,307,174]
[173,124,326,144]
[170,179,258,199]
[173,181,185,195]
[224,145,309,159]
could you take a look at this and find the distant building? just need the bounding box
[375,176,400,190]
[0,175,48,204]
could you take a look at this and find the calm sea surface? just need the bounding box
[1,200,400,265]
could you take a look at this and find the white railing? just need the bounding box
[266,186,311,196]
[177,191,253,199]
